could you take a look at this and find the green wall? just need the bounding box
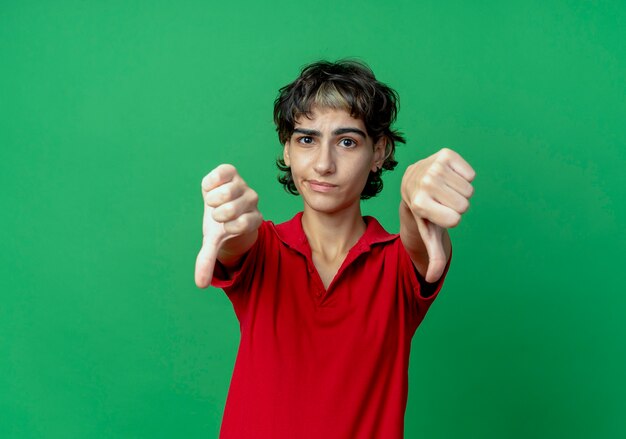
[1,1,624,437]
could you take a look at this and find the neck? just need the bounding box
[301,204,366,258]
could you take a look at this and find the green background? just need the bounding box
[1,0,624,437]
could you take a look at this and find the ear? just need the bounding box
[371,137,386,172]
[283,141,291,166]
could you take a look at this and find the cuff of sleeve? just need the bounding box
[414,245,452,302]
[210,223,264,291]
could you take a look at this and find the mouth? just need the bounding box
[306,180,338,193]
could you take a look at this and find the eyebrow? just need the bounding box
[293,127,367,138]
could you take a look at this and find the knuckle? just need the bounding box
[219,188,230,204]
[225,164,238,178]
[216,163,237,181]
[226,218,246,235]
[253,212,263,227]
[238,215,252,232]
[456,198,470,214]
[431,162,444,177]
[214,204,233,221]
[438,148,453,162]
[447,213,461,228]
[467,168,476,182]
[224,223,238,235]
[422,174,435,188]
[412,192,425,206]
[411,193,427,215]
[211,167,223,180]
[223,203,235,218]
[202,173,215,191]
[205,188,227,207]
[459,198,470,213]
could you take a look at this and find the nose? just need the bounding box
[313,143,336,175]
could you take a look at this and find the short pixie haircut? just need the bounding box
[273,60,406,199]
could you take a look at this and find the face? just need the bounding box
[283,106,386,215]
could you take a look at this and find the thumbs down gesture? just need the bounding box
[195,164,262,288]
[400,148,476,283]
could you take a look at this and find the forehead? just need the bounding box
[294,106,367,130]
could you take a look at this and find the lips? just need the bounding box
[307,180,337,193]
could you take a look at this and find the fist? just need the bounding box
[401,148,475,228]
[201,164,261,240]
[195,164,262,288]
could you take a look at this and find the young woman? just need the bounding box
[195,60,475,438]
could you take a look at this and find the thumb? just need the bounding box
[415,217,447,283]
[195,222,229,288]
[195,242,218,288]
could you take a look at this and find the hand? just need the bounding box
[401,148,475,282]
[194,164,262,288]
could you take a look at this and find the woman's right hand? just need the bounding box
[195,164,262,288]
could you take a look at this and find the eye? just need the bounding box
[297,136,314,145]
[339,138,357,148]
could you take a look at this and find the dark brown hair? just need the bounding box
[273,60,405,199]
